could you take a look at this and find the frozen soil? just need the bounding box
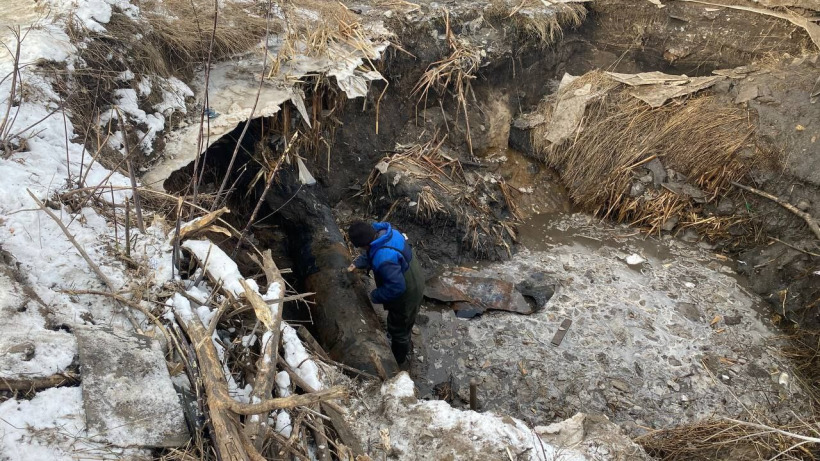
[410,213,807,435]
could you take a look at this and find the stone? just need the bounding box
[716,196,735,216]
[514,277,556,310]
[611,379,630,392]
[796,199,811,211]
[75,326,189,447]
[661,215,678,231]
[645,158,667,186]
[675,302,701,322]
[724,315,742,326]
[630,181,646,197]
[734,83,759,104]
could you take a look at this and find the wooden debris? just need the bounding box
[171,237,349,460]
[0,371,80,392]
[178,206,231,240]
[322,402,366,457]
[551,318,572,347]
[242,253,286,451]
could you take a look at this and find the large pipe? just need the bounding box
[266,170,398,377]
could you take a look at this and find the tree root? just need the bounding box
[732,181,820,240]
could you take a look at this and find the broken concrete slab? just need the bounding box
[424,273,534,316]
[75,325,189,448]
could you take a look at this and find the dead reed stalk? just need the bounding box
[412,10,481,156]
[637,417,820,460]
[487,0,587,45]
[532,71,770,240]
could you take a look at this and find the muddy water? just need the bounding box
[410,213,801,433]
[484,148,573,218]
[518,212,676,265]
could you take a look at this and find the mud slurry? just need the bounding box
[411,214,805,435]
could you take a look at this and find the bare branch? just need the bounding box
[732,181,820,240]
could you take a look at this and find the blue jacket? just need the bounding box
[352,222,413,304]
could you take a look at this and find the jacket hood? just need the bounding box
[370,222,393,248]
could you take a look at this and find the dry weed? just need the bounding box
[487,0,587,45]
[412,10,482,155]
[143,0,269,71]
[637,418,819,460]
[532,71,772,240]
[363,137,520,257]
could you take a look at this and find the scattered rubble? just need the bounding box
[412,214,808,436]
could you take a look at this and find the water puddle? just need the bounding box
[517,212,676,264]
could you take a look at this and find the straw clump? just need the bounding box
[143,0,270,73]
[486,0,587,45]
[637,417,820,460]
[531,71,773,241]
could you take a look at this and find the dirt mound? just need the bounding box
[526,70,772,240]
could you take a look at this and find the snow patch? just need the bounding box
[281,324,323,391]
[275,370,291,397]
[0,387,147,459]
[275,411,292,438]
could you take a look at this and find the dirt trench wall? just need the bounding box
[580,0,815,75]
[311,0,819,267]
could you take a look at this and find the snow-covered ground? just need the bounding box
[0,0,184,457]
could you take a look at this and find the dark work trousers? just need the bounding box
[383,249,424,363]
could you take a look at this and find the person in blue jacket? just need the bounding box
[347,220,424,368]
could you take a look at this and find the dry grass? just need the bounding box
[363,137,520,257]
[412,10,482,155]
[637,418,820,460]
[487,0,587,45]
[532,71,773,241]
[143,0,269,72]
